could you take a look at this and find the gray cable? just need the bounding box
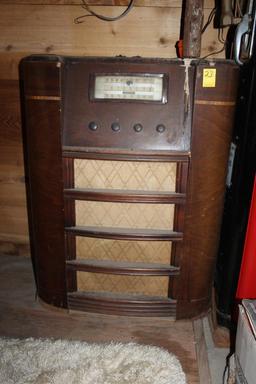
[75,0,135,23]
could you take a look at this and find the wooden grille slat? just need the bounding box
[64,188,186,204]
[66,258,180,275]
[65,226,183,241]
[63,147,190,162]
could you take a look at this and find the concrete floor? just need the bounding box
[204,318,231,384]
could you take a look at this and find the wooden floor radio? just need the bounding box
[20,55,238,319]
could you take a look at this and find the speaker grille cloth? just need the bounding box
[77,273,169,297]
[74,160,176,191]
[76,238,171,264]
[74,159,176,297]
[75,201,174,229]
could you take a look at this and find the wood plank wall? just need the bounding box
[0,0,224,256]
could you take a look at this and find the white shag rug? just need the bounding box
[0,337,186,384]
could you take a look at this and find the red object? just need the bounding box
[236,175,256,299]
[177,40,183,58]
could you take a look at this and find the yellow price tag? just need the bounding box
[203,68,216,88]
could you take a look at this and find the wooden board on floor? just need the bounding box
[193,318,212,384]
[0,255,207,383]
[208,311,231,349]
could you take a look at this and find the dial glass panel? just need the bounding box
[93,74,166,102]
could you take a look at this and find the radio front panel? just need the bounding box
[62,59,193,152]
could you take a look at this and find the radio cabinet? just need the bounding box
[20,55,238,319]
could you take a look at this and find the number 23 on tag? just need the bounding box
[203,68,216,88]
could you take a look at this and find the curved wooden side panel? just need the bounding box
[20,56,67,308]
[174,61,239,319]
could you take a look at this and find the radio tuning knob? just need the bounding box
[111,122,121,132]
[88,121,98,131]
[133,123,143,133]
[156,124,166,133]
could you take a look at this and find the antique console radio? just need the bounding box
[21,55,238,319]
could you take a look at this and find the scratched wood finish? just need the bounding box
[62,58,190,151]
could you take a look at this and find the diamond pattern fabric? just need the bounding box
[74,159,176,297]
[75,202,174,230]
[76,238,171,264]
[74,160,176,191]
[77,272,169,297]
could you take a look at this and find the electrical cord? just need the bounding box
[74,0,135,23]
[218,27,226,44]
[202,7,217,34]
[201,41,226,60]
[234,0,243,18]
[198,28,226,61]
[200,6,227,60]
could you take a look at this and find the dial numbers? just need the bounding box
[93,75,165,102]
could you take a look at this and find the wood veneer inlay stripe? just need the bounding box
[195,100,236,106]
[26,95,61,101]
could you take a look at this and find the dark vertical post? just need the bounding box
[182,0,204,58]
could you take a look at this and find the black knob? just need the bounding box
[156,124,166,133]
[133,123,143,133]
[88,121,98,131]
[111,122,121,132]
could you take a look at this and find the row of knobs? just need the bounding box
[88,121,166,133]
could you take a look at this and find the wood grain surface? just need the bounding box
[0,0,215,8]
